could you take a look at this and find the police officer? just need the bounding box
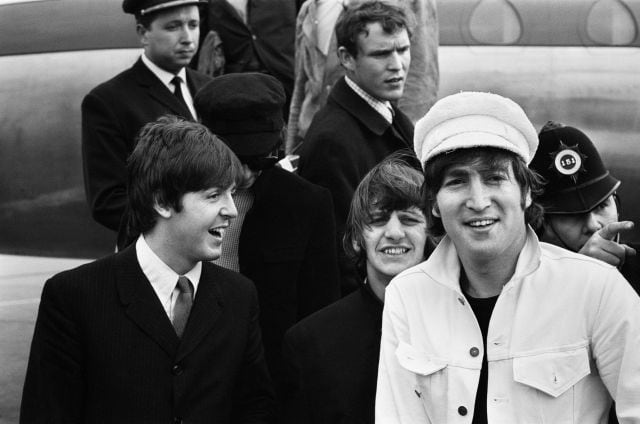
[529,121,638,293]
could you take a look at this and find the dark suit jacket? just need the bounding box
[81,59,212,236]
[238,167,340,394]
[20,245,274,424]
[281,285,383,424]
[297,77,416,294]
[207,0,295,101]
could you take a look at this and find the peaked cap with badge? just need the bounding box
[122,0,207,16]
[529,121,620,215]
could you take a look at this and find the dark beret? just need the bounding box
[194,73,286,157]
[122,0,207,16]
[529,121,620,214]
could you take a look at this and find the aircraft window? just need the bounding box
[586,0,637,45]
[469,0,523,45]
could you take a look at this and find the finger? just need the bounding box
[580,238,626,266]
[597,221,634,241]
[623,244,637,257]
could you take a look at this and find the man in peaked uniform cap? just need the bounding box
[82,0,212,248]
[529,121,638,294]
[194,72,340,406]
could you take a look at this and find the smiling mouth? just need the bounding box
[381,247,410,255]
[467,219,496,228]
[208,227,226,238]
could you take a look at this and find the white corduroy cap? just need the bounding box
[414,91,538,166]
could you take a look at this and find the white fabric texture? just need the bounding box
[376,228,640,423]
[414,91,538,165]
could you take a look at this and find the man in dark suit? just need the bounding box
[281,157,430,424]
[21,116,274,423]
[297,1,417,294]
[194,73,340,402]
[82,0,212,246]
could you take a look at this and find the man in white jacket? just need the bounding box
[376,91,640,424]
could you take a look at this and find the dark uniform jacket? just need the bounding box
[281,285,383,424]
[207,0,296,102]
[20,244,274,424]
[81,58,211,238]
[297,77,415,294]
[238,166,340,394]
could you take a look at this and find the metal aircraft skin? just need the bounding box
[1,0,639,259]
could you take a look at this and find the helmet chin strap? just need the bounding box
[546,220,576,252]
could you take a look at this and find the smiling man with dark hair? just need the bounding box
[376,92,640,423]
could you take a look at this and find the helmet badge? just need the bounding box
[549,140,587,183]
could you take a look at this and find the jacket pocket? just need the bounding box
[513,345,590,397]
[396,342,448,423]
[512,344,590,423]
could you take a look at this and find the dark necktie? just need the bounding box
[172,276,193,338]
[171,76,192,119]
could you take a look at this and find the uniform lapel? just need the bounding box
[133,58,194,120]
[116,245,180,357]
[176,263,224,361]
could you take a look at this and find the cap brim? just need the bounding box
[425,132,529,164]
[542,174,620,214]
[219,132,281,157]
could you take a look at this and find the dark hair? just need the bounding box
[343,154,425,273]
[335,1,413,58]
[422,147,544,237]
[126,115,243,235]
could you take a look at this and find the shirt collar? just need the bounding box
[136,235,201,306]
[418,226,542,294]
[345,75,393,124]
[141,53,187,92]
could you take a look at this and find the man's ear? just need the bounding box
[153,197,172,219]
[352,239,361,254]
[337,46,356,73]
[136,23,149,47]
[524,189,532,209]
[432,203,441,218]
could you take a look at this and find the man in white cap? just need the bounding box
[375,92,640,423]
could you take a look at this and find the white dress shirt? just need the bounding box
[136,235,201,321]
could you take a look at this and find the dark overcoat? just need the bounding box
[20,245,274,424]
[81,58,212,236]
[238,166,340,393]
[281,285,383,424]
[297,77,416,293]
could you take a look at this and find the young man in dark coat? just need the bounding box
[281,156,430,424]
[21,117,274,424]
[82,0,212,246]
[194,72,340,402]
[297,1,418,294]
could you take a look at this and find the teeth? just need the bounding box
[469,220,494,227]
[383,247,408,255]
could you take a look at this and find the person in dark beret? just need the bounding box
[281,156,431,424]
[194,72,341,407]
[529,121,638,294]
[82,0,212,249]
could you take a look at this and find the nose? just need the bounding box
[584,211,603,234]
[221,191,238,219]
[384,214,405,240]
[465,180,491,211]
[387,50,402,70]
[180,25,196,44]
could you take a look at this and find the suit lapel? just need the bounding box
[133,58,195,120]
[176,263,224,361]
[116,245,180,357]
